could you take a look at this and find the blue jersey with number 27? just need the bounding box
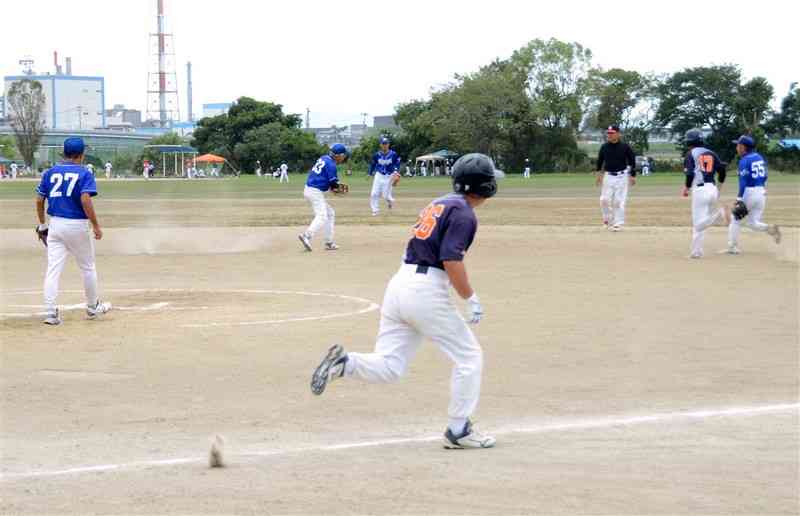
[36,163,98,219]
[306,155,339,192]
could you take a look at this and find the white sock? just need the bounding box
[448,418,468,435]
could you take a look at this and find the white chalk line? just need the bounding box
[0,288,380,326]
[2,402,796,480]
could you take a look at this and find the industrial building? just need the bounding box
[3,55,105,130]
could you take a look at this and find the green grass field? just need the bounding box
[1,173,798,200]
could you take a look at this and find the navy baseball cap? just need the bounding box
[379,136,390,145]
[330,143,350,156]
[63,137,85,156]
[606,125,621,134]
[732,135,755,147]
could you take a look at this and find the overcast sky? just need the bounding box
[4,0,797,128]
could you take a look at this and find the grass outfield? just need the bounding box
[1,173,798,200]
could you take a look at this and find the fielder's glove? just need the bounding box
[391,172,401,187]
[732,199,748,220]
[35,223,48,247]
[332,183,349,194]
[467,293,483,324]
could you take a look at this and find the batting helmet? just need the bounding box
[685,128,705,146]
[452,153,501,198]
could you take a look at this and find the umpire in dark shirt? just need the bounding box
[595,125,636,230]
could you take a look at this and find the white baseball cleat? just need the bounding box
[87,300,112,319]
[769,225,782,244]
[723,245,741,255]
[324,242,339,251]
[443,420,496,449]
[298,232,313,252]
[611,224,622,232]
[311,344,347,395]
[43,309,62,326]
[689,252,703,259]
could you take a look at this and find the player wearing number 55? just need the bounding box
[311,153,503,449]
[35,137,111,326]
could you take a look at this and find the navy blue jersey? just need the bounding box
[36,163,97,219]
[306,155,339,191]
[404,193,477,270]
[684,147,726,188]
[369,149,401,175]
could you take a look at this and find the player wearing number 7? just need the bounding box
[311,153,503,449]
[35,137,111,325]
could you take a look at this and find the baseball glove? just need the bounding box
[732,200,749,220]
[332,183,349,194]
[391,172,400,187]
[35,224,48,247]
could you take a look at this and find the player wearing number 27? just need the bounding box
[35,137,111,325]
[311,153,502,449]
[725,135,781,254]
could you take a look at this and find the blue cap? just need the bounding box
[63,137,85,156]
[732,135,755,148]
[379,136,390,145]
[330,143,350,156]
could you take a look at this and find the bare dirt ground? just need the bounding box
[1,191,798,514]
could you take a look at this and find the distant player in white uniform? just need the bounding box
[681,129,730,259]
[311,153,501,449]
[523,158,531,178]
[369,136,401,215]
[279,162,289,183]
[86,163,95,176]
[420,162,427,177]
[104,161,113,179]
[298,144,349,252]
[726,135,781,254]
[641,157,651,176]
[10,162,18,179]
[35,137,111,325]
[255,160,262,177]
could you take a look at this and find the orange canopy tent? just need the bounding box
[195,153,226,163]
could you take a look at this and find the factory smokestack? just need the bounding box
[187,61,193,122]
[66,57,72,76]
[53,51,62,75]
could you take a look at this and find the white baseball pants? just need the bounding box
[280,170,289,183]
[600,172,629,226]
[370,173,395,214]
[44,217,99,312]
[728,187,769,246]
[690,184,723,257]
[304,186,335,243]
[346,264,483,420]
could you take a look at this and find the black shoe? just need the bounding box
[311,344,346,395]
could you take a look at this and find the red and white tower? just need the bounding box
[146,0,179,127]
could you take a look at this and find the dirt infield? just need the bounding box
[1,189,798,513]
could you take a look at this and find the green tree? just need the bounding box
[767,83,800,136]
[0,135,19,159]
[191,97,317,171]
[7,79,46,167]
[511,38,593,131]
[654,65,773,160]
[394,99,434,158]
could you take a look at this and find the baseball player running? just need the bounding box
[369,136,401,216]
[298,144,350,252]
[10,162,18,179]
[311,153,501,449]
[35,137,111,325]
[682,129,729,259]
[279,162,289,183]
[595,125,636,231]
[726,135,781,254]
[104,161,113,179]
